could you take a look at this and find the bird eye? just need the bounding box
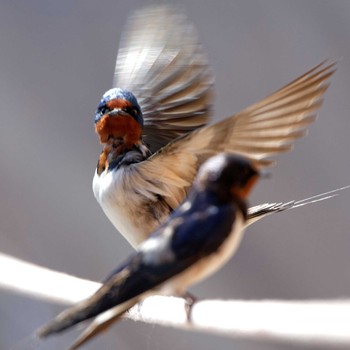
[98,105,109,117]
[124,107,138,117]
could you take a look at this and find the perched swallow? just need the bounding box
[38,153,260,349]
[92,5,336,247]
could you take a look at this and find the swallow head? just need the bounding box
[196,153,260,201]
[94,88,143,144]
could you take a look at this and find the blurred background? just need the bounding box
[1,1,350,349]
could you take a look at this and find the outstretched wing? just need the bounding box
[114,5,214,152]
[135,61,336,210]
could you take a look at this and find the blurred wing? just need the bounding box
[135,61,336,210]
[114,5,214,152]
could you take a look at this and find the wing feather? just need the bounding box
[113,5,214,152]
[135,61,336,210]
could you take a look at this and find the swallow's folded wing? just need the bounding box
[135,61,335,210]
[37,204,233,349]
[113,5,214,153]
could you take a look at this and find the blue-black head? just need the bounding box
[94,88,143,127]
[196,153,260,200]
[94,88,144,144]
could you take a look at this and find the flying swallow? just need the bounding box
[93,5,334,247]
[92,5,336,248]
[38,153,260,349]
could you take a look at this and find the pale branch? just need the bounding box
[1,252,350,347]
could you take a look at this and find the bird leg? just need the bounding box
[182,292,198,323]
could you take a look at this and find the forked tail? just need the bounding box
[247,185,350,225]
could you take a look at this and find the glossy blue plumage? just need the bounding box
[94,87,143,126]
[38,154,257,345]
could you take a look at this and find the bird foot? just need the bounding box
[182,292,197,323]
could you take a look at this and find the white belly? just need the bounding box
[161,212,246,295]
[93,165,174,247]
[93,168,146,247]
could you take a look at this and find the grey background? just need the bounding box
[1,1,350,349]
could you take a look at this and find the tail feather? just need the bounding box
[37,272,136,338]
[37,292,139,349]
[36,294,108,338]
[37,300,98,338]
[68,300,137,350]
[247,185,350,225]
[292,185,350,208]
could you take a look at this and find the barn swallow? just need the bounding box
[92,5,336,247]
[38,153,260,349]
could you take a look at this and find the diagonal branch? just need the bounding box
[1,252,350,347]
